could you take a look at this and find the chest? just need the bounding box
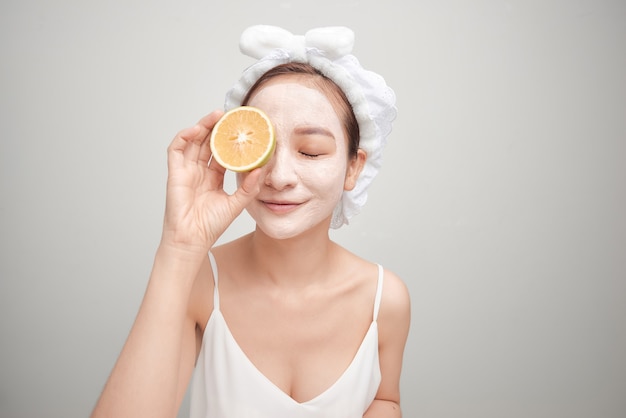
[215,285,375,403]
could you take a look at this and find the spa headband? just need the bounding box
[225,25,397,228]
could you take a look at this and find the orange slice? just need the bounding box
[209,106,276,172]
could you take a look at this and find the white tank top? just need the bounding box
[189,253,384,418]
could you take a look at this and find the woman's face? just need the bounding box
[238,76,363,240]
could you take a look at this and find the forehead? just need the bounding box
[247,77,341,121]
[248,74,323,100]
[246,77,348,147]
[250,72,344,104]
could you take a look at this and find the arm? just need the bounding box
[90,111,264,418]
[90,247,203,418]
[364,270,411,418]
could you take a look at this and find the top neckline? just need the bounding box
[204,251,384,404]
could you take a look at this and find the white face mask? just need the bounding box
[238,78,352,240]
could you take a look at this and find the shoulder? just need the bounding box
[380,269,410,314]
[378,268,411,341]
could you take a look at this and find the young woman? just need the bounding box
[91,25,410,418]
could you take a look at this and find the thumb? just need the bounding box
[228,168,265,212]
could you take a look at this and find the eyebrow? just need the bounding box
[293,125,336,141]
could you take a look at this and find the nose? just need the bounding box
[264,143,298,191]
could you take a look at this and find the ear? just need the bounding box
[344,149,366,191]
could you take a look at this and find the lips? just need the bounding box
[260,199,302,214]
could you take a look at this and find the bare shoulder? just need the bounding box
[378,268,411,339]
[336,245,410,323]
[381,269,410,311]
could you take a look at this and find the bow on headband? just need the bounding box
[226,24,397,228]
[239,25,355,62]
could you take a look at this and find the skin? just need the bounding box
[240,80,354,240]
[90,75,411,418]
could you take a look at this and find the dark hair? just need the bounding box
[241,62,360,158]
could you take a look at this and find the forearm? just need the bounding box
[364,399,402,418]
[91,245,203,418]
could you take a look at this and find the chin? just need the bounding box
[250,213,332,241]
[255,220,313,240]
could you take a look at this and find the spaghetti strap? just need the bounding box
[208,251,220,311]
[372,264,384,321]
[190,257,385,417]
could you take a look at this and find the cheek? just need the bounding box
[306,159,348,195]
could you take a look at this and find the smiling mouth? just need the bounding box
[261,200,302,214]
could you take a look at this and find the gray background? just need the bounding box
[1,1,625,417]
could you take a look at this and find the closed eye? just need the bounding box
[300,151,322,158]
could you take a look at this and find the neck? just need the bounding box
[246,222,338,288]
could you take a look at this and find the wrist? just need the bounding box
[150,242,208,289]
[156,239,209,261]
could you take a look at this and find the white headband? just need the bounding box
[225,25,397,228]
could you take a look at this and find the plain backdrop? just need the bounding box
[1,1,625,417]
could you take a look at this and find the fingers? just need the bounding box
[196,111,224,165]
[195,111,224,134]
[207,154,226,190]
[182,111,223,163]
[168,110,224,165]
